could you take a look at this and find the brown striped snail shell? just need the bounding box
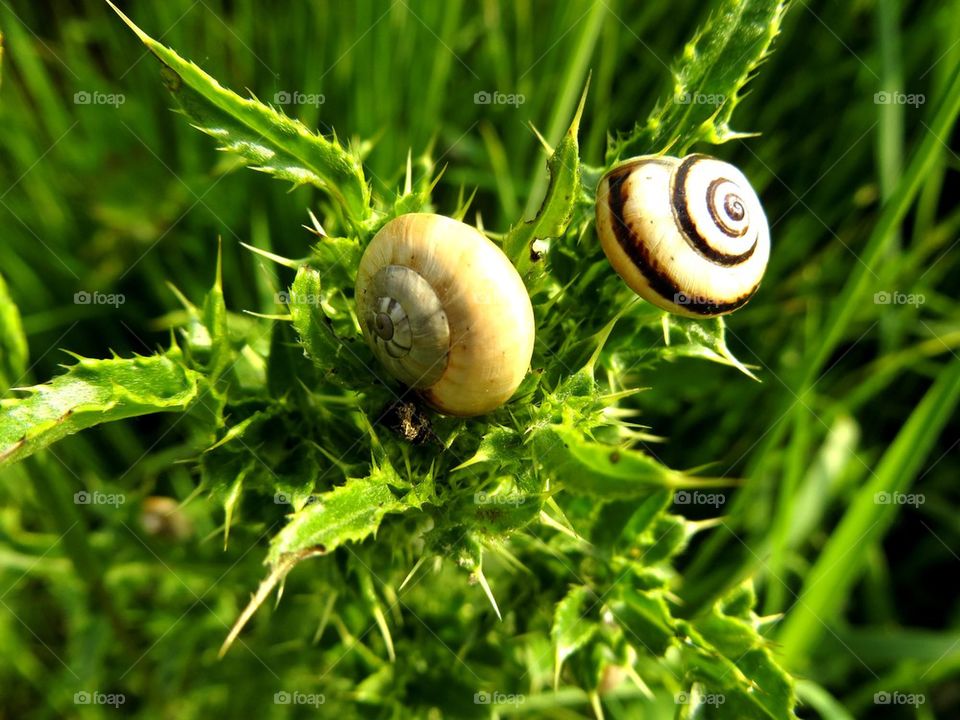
[355,213,535,417]
[595,154,770,317]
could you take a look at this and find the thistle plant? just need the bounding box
[2,1,794,716]
[4,1,958,718]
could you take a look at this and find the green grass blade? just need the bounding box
[803,62,960,384]
[0,272,28,391]
[777,359,960,668]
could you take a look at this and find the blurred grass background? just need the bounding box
[1,0,959,717]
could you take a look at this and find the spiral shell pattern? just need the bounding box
[595,154,770,317]
[363,264,450,388]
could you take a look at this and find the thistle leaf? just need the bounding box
[552,585,598,687]
[201,246,230,381]
[683,588,797,719]
[607,0,787,161]
[661,316,758,380]
[287,266,369,388]
[534,424,729,498]
[107,1,371,227]
[266,461,411,566]
[504,81,588,276]
[611,587,675,657]
[0,350,204,468]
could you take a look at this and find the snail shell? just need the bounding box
[355,213,535,417]
[595,154,770,317]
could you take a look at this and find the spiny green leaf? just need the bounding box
[309,235,363,288]
[684,597,797,719]
[552,585,598,687]
[534,424,725,498]
[426,526,483,573]
[452,426,524,470]
[266,319,317,398]
[611,586,675,657]
[0,271,28,391]
[287,265,368,388]
[267,460,412,566]
[0,350,204,468]
[504,81,588,276]
[201,246,230,381]
[466,487,541,536]
[661,316,757,379]
[108,1,371,228]
[590,491,672,550]
[636,515,692,565]
[608,0,787,161]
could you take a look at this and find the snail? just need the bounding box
[595,154,770,317]
[355,213,535,417]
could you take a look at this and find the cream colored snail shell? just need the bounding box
[595,154,770,317]
[355,213,535,417]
